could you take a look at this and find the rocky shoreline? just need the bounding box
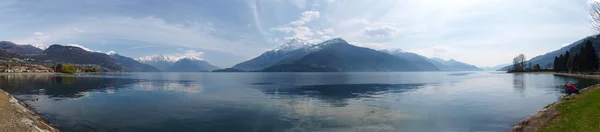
[0,89,58,132]
[510,73,600,132]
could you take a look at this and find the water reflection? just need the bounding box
[0,74,204,99]
[513,74,525,94]
[135,80,203,94]
[259,84,424,107]
[0,75,138,99]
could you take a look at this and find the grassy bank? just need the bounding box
[539,87,600,132]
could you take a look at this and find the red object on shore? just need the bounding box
[566,84,578,93]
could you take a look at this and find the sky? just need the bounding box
[0,0,596,67]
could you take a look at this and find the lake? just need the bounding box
[0,72,597,132]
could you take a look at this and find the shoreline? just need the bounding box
[510,72,600,132]
[0,88,59,132]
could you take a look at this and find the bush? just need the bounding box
[59,64,75,74]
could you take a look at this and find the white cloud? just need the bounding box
[127,45,159,49]
[288,0,307,10]
[271,27,294,33]
[175,49,205,60]
[15,28,85,45]
[363,25,402,39]
[323,28,334,34]
[71,28,85,32]
[271,11,321,40]
[70,16,259,57]
[316,31,324,35]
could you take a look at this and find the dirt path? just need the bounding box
[0,89,58,132]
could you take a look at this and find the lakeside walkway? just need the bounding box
[511,72,600,132]
[0,89,58,132]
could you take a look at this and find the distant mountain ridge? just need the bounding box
[380,49,482,71]
[499,34,600,71]
[0,41,43,54]
[136,55,220,72]
[427,58,483,71]
[233,38,440,72]
[136,54,182,71]
[232,38,315,71]
[34,45,124,71]
[108,52,160,72]
[166,57,220,72]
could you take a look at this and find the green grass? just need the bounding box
[539,87,600,132]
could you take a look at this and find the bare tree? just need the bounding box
[588,1,600,32]
[512,54,526,72]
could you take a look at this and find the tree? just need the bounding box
[533,64,541,71]
[553,56,559,71]
[589,1,600,32]
[55,64,63,72]
[512,54,526,72]
[584,40,599,71]
[59,64,75,74]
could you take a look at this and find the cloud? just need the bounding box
[271,27,294,33]
[363,25,402,39]
[323,28,334,34]
[71,28,84,32]
[69,16,259,57]
[175,49,205,60]
[127,45,159,49]
[15,28,85,45]
[288,0,307,10]
[271,11,320,40]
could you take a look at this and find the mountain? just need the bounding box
[211,68,246,72]
[0,49,22,59]
[107,52,160,72]
[0,41,43,54]
[481,64,510,71]
[34,45,123,71]
[427,58,483,71]
[379,49,440,71]
[136,55,182,71]
[166,57,220,72]
[380,49,482,71]
[232,38,313,71]
[262,38,440,72]
[499,34,600,71]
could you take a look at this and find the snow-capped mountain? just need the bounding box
[32,44,49,50]
[232,38,315,71]
[167,57,220,72]
[107,51,160,72]
[136,54,183,71]
[261,38,440,72]
[66,44,93,52]
[136,54,216,72]
[136,54,183,63]
[106,51,117,55]
[272,38,313,54]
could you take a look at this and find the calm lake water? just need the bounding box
[0,72,598,132]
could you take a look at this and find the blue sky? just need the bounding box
[0,0,596,67]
